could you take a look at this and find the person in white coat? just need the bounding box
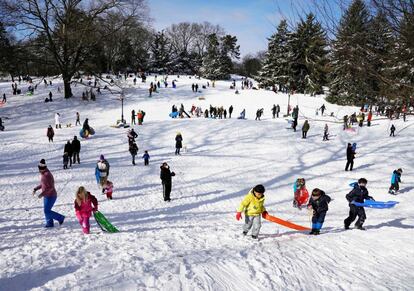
[55,113,61,129]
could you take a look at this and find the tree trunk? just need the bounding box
[63,77,73,99]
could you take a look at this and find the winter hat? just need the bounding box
[100,154,105,161]
[253,184,265,194]
[38,159,47,170]
[397,168,403,173]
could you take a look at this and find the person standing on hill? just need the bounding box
[344,178,374,230]
[229,105,233,118]
[345,143,355,171]
[64,140,73,167]
[129,141,138,165]
[75,112,81,126]
[323,124,329,141]
[33,159,65,227]
[302,120,310,138]
[46,125,54,142]
[160,162,175,202]
[175,132,183,155]
[131,109,136,125]
[390,124,396,137]
[72,136,81,164]
[271,105,277,119]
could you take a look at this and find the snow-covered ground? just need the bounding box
[0,75,413,290]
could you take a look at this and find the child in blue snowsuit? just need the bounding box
[307,188,331,235]
[389,168,403,194]
[142,150,150,166]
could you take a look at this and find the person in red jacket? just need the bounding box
[74,186,98,234]
[367,110,373,127]
[33,159,65,227]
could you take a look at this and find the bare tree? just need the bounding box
[1,0,148,98]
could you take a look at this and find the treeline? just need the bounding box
[258,0,414,105]
[0,0,240,98]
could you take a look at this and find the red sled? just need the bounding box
[294,188,309,207]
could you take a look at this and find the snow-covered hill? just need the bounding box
[0,75,413,290]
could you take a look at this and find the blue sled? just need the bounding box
[352,200,399,209]
[169,112,179,118]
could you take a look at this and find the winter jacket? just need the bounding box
[160,166,175,184]
[391,170,401,184]
[175,135,183,148]
[74,192,98,217]
[72,138,81,152]
[302,122,310,132]
[64,142,73,155]
[142,153,150,160]
[34,169,57,198]
[129,143,138,156]
[308,191,331,214]
[47,127,54,138]
[237,190,266,216]
[346,146,355,161]
[346,186,373,204]
[55,114,60,124]
[96,160,110,177]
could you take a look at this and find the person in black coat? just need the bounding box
[83,118,91,133]
[307,188,331,235]
[131,109,136,125]
[390,124,396,137]
[160,162,175,201]
[175,133,183,155]
[345,143,355,171]
[229,105,233,118]
[71,136,81,164]
[129,141,138,165]
[63,140,73,167]
[344,178,374,230]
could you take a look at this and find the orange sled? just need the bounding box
[263,213,310,231]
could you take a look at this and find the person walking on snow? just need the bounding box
[74,186,98,234]
[55,113,61,129]
[46,125,54,142]
[64,140,73,167]
[271,105,277,119]
[229,105,233,118]
[389,168,403,194]
[95,155,110,190]
[323,124,329,141]
[302,120,310,138]
[236,184,267,239]
[142,150,150,166]
[307,188,331,235]
[390,124,396,137]
[131,109,136,125]
[320,104,326,116]
[129,141,138,165]
[175,132,183,155]
[367,110,373,127]
[75,112,81,126]
[160,162,175,202]
[344,178,374,230]
[345,143,355,171]
[32,159,65,227]
[72,136,81,164]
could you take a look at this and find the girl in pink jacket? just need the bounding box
[74,186,98,234]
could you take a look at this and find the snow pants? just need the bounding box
[43,196,65,227]
[73,152,80,164]
[76,212,90,234]
[243,215,261,236]
[163,182,172,201]
[312,211,326,230]
[389,182,399,192]
[344,205,366,228]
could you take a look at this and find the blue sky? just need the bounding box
[149,0,315,58]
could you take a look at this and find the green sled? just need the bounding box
[93,211,119,233]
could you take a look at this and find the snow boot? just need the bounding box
[59,216,65,225]
[344,224,350,230]
[251,235,258,239]
[314,230,320,235]
[356,225,366,231]
[242,231,248,236]
[309,229,316,235]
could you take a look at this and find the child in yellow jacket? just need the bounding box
[236,184,268,239]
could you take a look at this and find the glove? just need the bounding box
[171,172,176,176]
[236,212,242,221]
[38,193,43,199]
[262,211,268,218]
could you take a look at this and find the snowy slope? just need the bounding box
[0,76,414,291]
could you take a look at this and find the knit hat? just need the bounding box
[100,154,105,160]
[253,184,265,194]
[38,159,47,170]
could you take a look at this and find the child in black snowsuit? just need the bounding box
[344,178,374,230]
[307,188,331,235]
[390,124,396,137]
[63,152,69,169]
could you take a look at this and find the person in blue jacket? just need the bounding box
[307,188,331,235]
[344,178,374,230]
[389,168,403,194]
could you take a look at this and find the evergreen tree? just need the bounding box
[366,11,396,102]
[258,20,291,90]
[328,0,372,105]
[151,31,172,73]
[0,21,13,74]
[200,34,239,80]
[290,14,328,95]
